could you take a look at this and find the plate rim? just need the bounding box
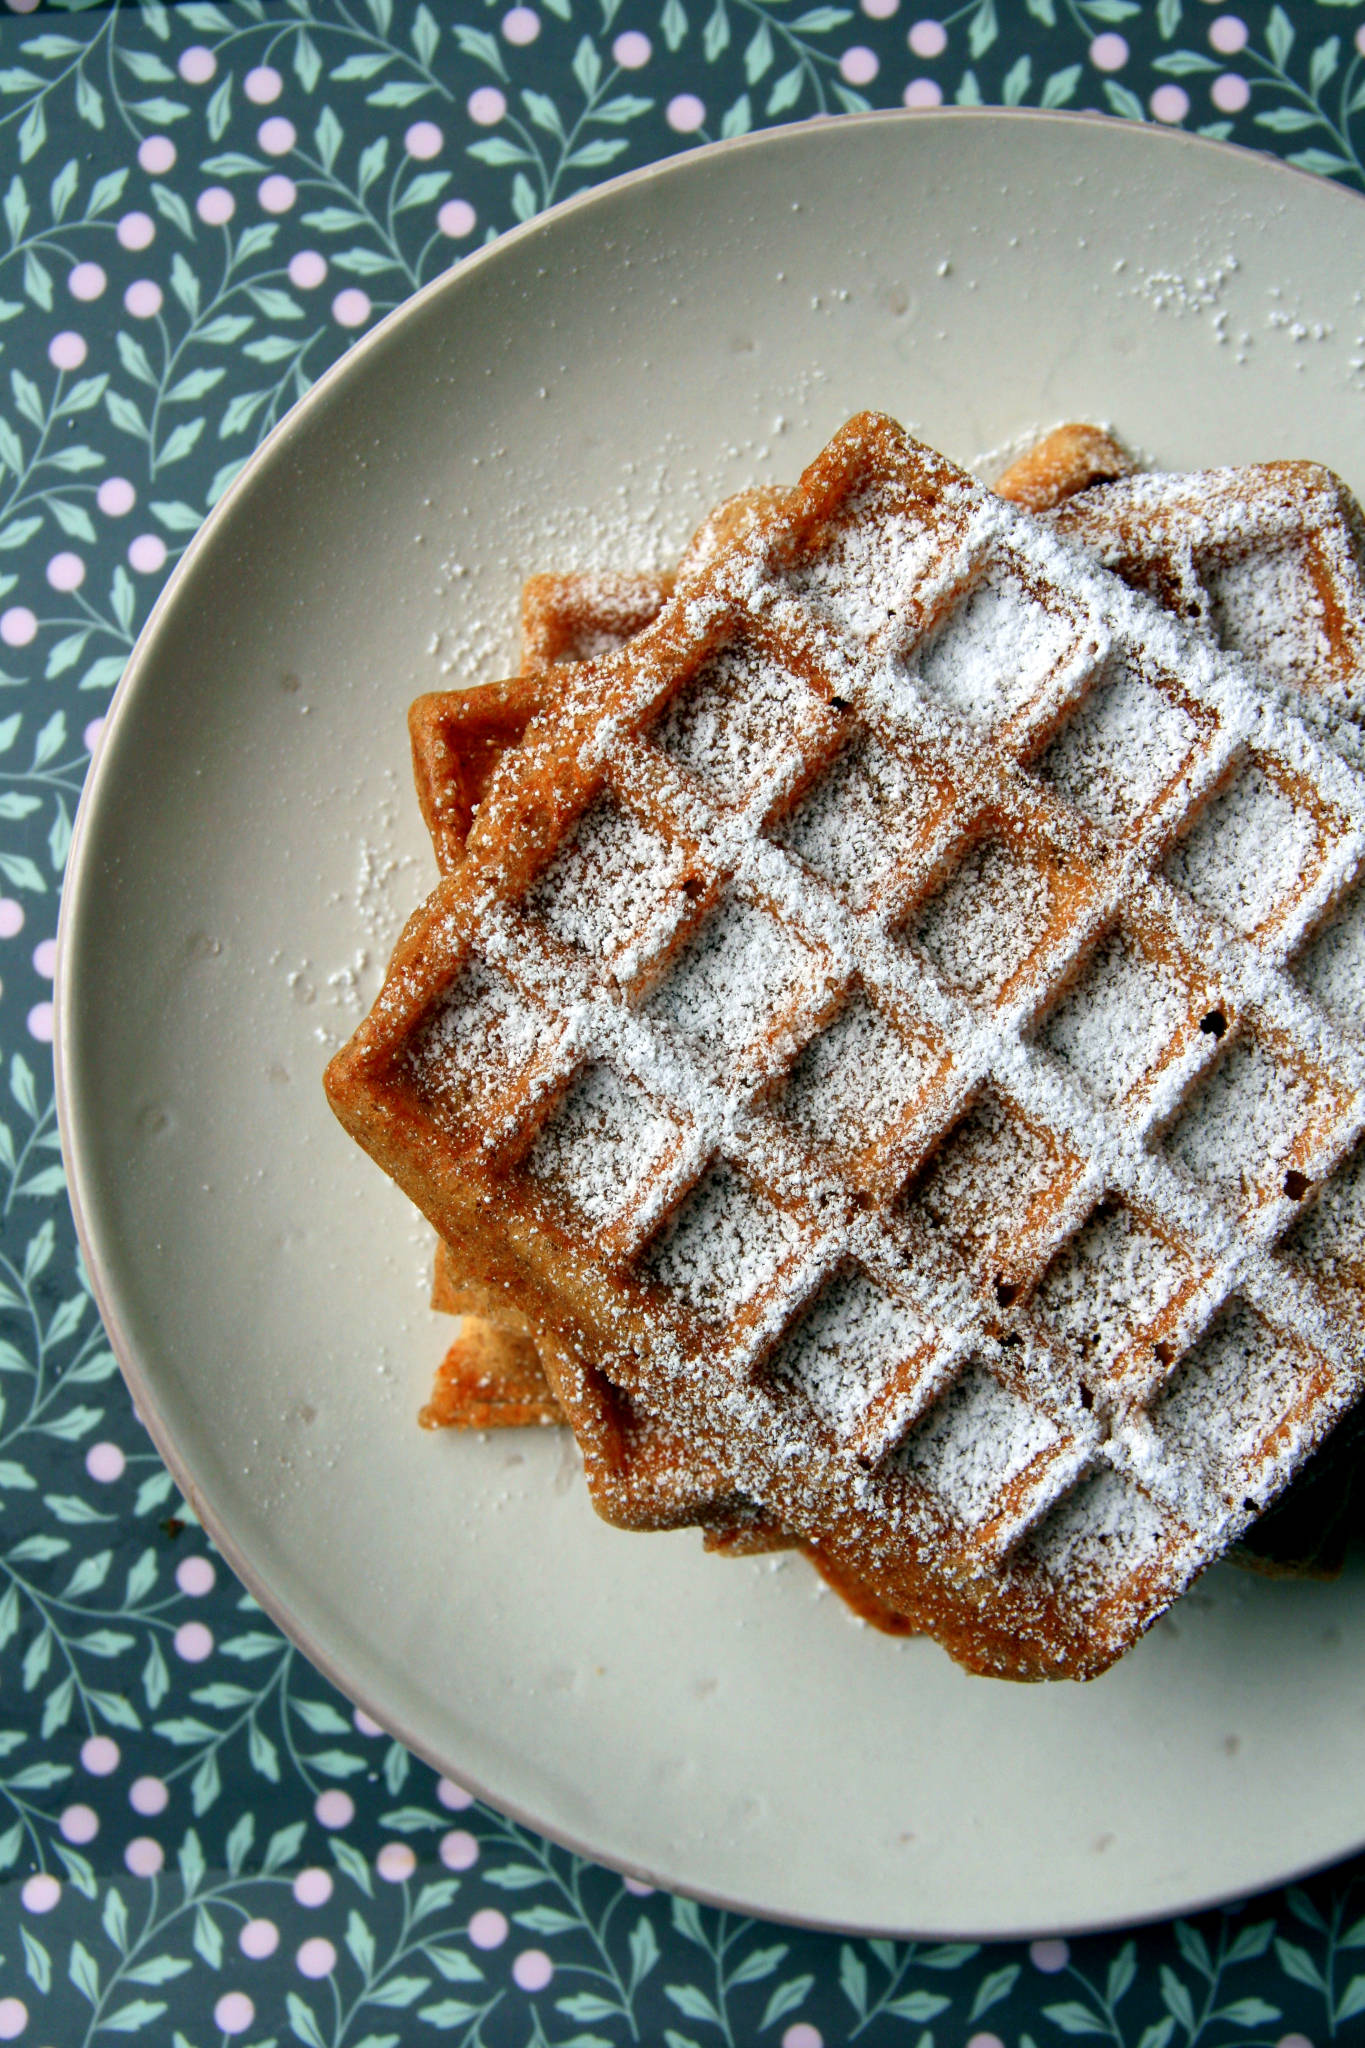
[52,104,1365,1940]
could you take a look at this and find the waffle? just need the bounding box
[993,423,1136,511]
[337,413,1365,1676]
[1051,460,1365,744]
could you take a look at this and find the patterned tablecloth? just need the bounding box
[5,1,1365,2043]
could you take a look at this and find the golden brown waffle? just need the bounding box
[1051,460,1365,740]
[993,423,1137,511]
[331,411,1365,1678]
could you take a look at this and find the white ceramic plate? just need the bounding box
[57,109,1365,1938]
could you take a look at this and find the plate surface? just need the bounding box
[57,109,1365,1938]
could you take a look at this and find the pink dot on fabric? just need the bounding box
[353,1707,383,1736]
[130,1775,168,1815]
[80,1735,119,1776]
[862,0,897,15]
[46,552,85,593]
[128,534,168,575]
[245,65,283,104]
[258,175,296,214]
[377,1841,416,1882]
[839,45,878,83]
[117,211,155,251]
[469,1908,508,1950]
[315,1789,354,1829]
[138,133,175,173]
[0,609,35,650]
[83,717,106,754]
[86,1441,124,1482]
[98,477,136,516]
[438,1776,473,1810]
[1358,25,1365,59]
[0,2000,26,2043]
[174,1621,213,1662]
[60,1804,98,1845]
[967,2035,1005,2048]
[258,116,297,156]
[0,900,21,939]
[666,93,705,133]
[1031,1938,1070,1972]
[1212,72,1249,113]
[293,1868,333,1907]
[179,44,217,84]
[176,1555,215,1596]
[331,288,371,329]
[296,1937,337,1979]
[48,331,87,371]
[1089,32,1128,71]
[1150,84,1189,122]
[196,187,236,226]
[21,1874,60,1913]
[439,1829,478,1871]
[124,280,163,319]
[513,1949,553,1991]
[903,78,942,107]
[289,250,327,289]
[405,119,444,158]
[439,199,476,238]
[614,30,650,66]
[908,18,946,56]
[468,86,507,124]
[68,262,106,302]
[1276,2037,1314,2048]
[239,1917,280,1959]
[33,938,55,978]
[782,2027,822,2048]
[215,1992,255,2036]
[126,1836,164,1877]
[622,1875,655,1896]
[1209,14,1247,54]
[502,8,540,45]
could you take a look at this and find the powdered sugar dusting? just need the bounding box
[909,569,1074,730]
[1153,1299,1309,1495]
[1203,544,1331,694]
[1164,757,1320,934]
[767,1266,922,1433]
[1038,927,1187,1103]
[1035,1203,1187,1390]
[648,893,823,1061]
[1165,1033,1319,1202]
[776,733,923,910]
[1039,654,1200,835]
[794,492,939,643]
[1023,1466,1168,1595]
[651,638,817,807]
[408,955,545,1121]
[899,1093,1068,1279]
[911,838,1052,1000]
[643,1161,802,1324]
[893,1361,1059,1522]
[528,1061,679,1229]
[526,797,683,964]
[1295,875,1365,1033]
[1281,1138,1365,1300]
[780,992,938,1156]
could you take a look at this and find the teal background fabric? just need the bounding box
[3,2,1365,2043]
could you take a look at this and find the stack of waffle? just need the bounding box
[326,414,1365,1679]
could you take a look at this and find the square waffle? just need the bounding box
[336,414,1365,1677]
